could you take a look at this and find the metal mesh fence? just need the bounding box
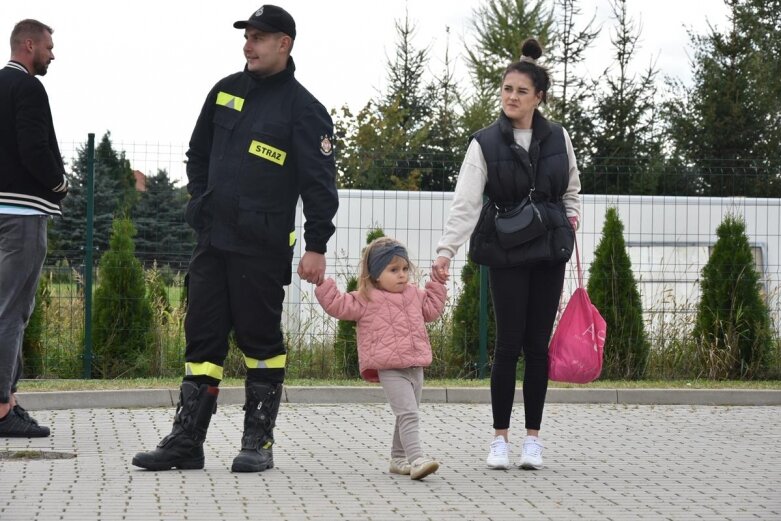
[26,140,781,380]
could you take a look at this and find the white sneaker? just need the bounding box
[410,456,439,480]
[519,436,543,470]
[389,457,411,475]
[486,435,511,469]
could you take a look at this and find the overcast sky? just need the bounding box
[4,0,730,179]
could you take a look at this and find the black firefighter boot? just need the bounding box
[231,381,283,473]
[132,381,219,470]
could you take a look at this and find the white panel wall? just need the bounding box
[285,191,781,337]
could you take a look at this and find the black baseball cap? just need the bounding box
[233,5,296,40]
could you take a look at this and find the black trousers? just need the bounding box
[184,241,290,372]
[489,262,566,431]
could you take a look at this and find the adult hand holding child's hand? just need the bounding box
[431,256,451,284]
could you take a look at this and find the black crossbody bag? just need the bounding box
[493,145,547,249]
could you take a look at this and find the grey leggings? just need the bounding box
[378,367,424,463]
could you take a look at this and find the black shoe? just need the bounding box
[0,405,50,438]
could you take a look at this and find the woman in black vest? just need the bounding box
[432,39,581,470]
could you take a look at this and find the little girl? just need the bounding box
[315,237,447,480]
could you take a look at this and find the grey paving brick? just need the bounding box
[1,402,779,520]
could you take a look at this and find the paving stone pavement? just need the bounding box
[1,402,779,521]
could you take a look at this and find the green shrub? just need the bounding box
[450,258,495,378]
[22,273,52,378]
[693,214,774,379]
[92,217,153,378]
[587,207,649,379]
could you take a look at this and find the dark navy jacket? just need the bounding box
[185,57,338,257]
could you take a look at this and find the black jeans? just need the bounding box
[489,262,566,431]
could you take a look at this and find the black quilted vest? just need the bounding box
[474,110,569,206]
[468,110,574,268]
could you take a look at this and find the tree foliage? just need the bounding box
[546,0,600,166]
[460,0,554,136]
[465,0,554,97]
[52,132,137,262]
[693,214,773,378]
[421,28,467,191]
[91,217,153,378]
[132,168,195,269]
[334,13,433,191]
[587,207,648,379]
[582,0,663,195]
[450,259,496,377]
[663,0,781,196]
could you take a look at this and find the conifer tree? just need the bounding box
[663,0,781,196]
[92,217,153,378]
[465,0,554,98]
[693,214,773,378]
[587,207,648,379]
[333,12,433,191]
[461,0,554,134]
[547,0,599,167]
[51,132,138,263]
[451,259,495,377]
[584,0,662,195]
[422,28,464,191]
[132,169,195,269]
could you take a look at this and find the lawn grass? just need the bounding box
[16,377,781,392]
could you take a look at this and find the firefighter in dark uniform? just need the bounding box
[132,5,339,473]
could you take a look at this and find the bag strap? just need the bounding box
[509,143,537,197]
[556,231,584,319]
[574,232,583,289]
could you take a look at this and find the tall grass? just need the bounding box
[32,274,781,381]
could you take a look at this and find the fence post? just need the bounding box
[82,133,95,378]
[478,264,489,378]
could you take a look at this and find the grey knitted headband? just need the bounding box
[367,243,409,280]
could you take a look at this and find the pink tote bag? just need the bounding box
[548,235,606,383]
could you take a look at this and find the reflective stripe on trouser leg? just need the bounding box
[185,361,224,381]
[244,354,287,369]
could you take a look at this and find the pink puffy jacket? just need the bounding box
[315,278,447,382]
